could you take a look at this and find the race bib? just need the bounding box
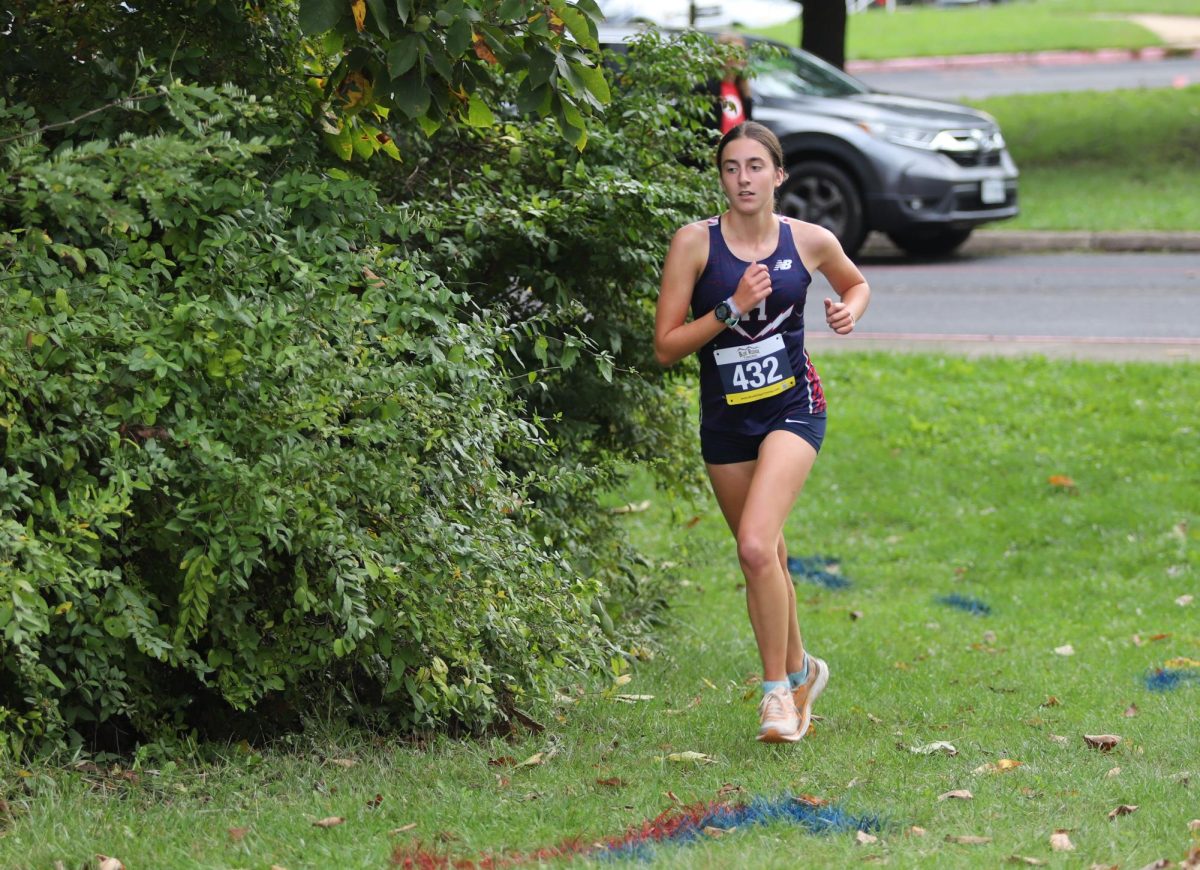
[713,334,796,405]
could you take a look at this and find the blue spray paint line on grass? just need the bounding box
[1145,668,1200,692]
[597,794,880,862]
[787,555,851,589]
[936,594,991,616]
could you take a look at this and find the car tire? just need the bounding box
[778,161,866,258]
[887,227,973,258]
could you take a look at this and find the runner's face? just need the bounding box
[719,138,783,214]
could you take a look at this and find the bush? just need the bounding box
[0,83,630,757]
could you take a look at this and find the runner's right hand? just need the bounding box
[732,261,772,313]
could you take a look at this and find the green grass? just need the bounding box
[749,0,1200,60]
[971,86,1200,230]
[3,353,1199,868]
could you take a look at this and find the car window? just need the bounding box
[750,48,868,99]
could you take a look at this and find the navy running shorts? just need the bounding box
[700,413,827,465]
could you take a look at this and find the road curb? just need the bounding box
[846,46,1200,74]
[862,230,1200,256]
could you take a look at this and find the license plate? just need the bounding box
[981,179,1006,204]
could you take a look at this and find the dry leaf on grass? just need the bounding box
[1124,703,1139,718]
[793,794,831,807]
[367,793,383,809]
[855,830,878,845]
[390,822,418,835]
[1049,734,1069,745]
[1041,696,1061,707]
[328,758,357,768]
[227,826,249,842]
[596,777,624,788]
[1050,830,1075,851]
[1048,475,1076,489]
[613,674,633,687]
[96,857,125,870]
[312,816,345,828]
[610,500,651,514]
[1106,767,1122,778]
[908,826,927,836]
[515,752,545,768]
[613,694,655,703]
[911,741,958,756]
[716,783,746,798]
[665,751,715,764]
[946,835,991,845]
[975,758,1024,774]
[1054,644,1075,656]
[1083,734,1121,751]
[1007,857,1047,866]
[1189,819,1200,831]
[1107,804,1139,820]
[704,825,734,837]
[938,789,974,801]
[1177,594,1194,607]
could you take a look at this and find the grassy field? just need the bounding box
[750,0,1200,60]
[3,353,1198,868]
[973,85,1200,231]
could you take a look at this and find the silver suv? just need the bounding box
[603,28,1020,257]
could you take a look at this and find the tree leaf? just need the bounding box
[365,0,390,37]
[466,93,495,128]
[299,0,344,34]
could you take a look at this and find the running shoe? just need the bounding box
[792,655,829,739]
[757,685,803,743]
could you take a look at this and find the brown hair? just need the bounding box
[715,121,784,171]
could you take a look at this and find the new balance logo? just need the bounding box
[773,259,793,271]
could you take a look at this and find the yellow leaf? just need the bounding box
[312,816,345,828]
[666,751,715,764]
[515,752,545,768]
[1050,830,1074,851]
[351,0,367,31]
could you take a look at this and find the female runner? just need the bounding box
[654,121,870,742]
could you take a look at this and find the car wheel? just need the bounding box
[778,161,865,257]
[887,227,973,258]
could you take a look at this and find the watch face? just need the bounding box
[715,302,731,321]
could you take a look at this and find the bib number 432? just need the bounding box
[714,334,797,405]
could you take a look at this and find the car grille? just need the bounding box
[941,150,1004,168]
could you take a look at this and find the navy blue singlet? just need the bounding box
[691,215,826,435]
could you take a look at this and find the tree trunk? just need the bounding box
[799,0,848,71]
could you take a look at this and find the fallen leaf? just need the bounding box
[1047,474,1076,488]
[329,758,357,768]
[390,823,418,834]
[666,751,715,764]
[793,794,830,807]
[613,694,654,703]
[1123,703,1139,717]
[717,783,746,798]
[1041,696,1061,707]
[1177,594,1194,607]
[983,630,998,644]
[938,789,973,801]
[702,677,718,690]
[704,825,734,837]
[1132,634,1144,647]
[515,752,545,768]
[1050,830,1074,851]
[685,515,702,528]
[1083,734,1121,751]
[613,673,632,687]
[975,758,1024,774]
[1165,657,1200,669]
[228,826,249,842]
[1008,857,1047,866]
[1189,819,1200,831]
[908,826,927,836]
[1149,633,1171,642]
[911,741,958,756]
[1049,734,1069,745]
[1106,766,1121,778]
[367,793,383,809]
[1054,644,1075,656]
[488,756,515,767]
[596,777,624,788]
[946,835,991,845]
[850,610,864,621]
[1108,804,1139,820]
[96,857,125,870]
[312,816,345,828]
[856,830,878,845]
[867,713,882,724]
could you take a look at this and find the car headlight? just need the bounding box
[860,122,1004,153]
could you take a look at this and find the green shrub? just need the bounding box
[0,83,628,757]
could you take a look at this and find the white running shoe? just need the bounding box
[757,685,803,743]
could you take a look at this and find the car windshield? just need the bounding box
[750,47,868,99]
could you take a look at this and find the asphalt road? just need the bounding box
[854,55,1200,100]
[803,251,1200,361]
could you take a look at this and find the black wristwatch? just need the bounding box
[713,298,741,327]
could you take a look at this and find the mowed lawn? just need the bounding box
[750,0,1200,60]
[2,353,1198,868]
